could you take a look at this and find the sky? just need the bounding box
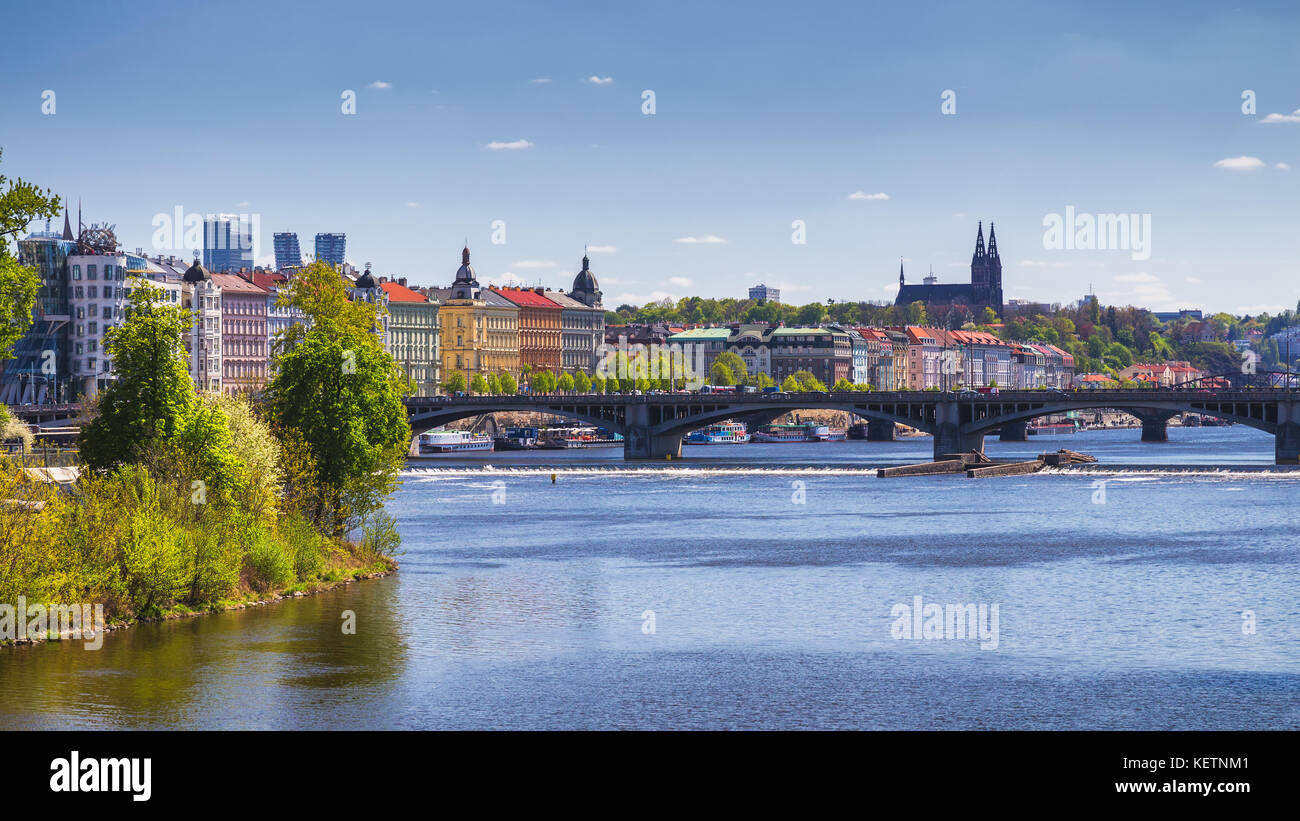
[1,0,1298,315]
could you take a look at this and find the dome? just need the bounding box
[355,265,377,288]
[183,259,210,283]
[454,245,477,284]
[571,252,598,293]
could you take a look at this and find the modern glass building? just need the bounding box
[203,216,254,272]
[314,232,346,267]
[273,232,302,269]
[0,230,77,404]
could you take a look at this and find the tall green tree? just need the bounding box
[497,371,518,395]
[263,266,410,537]
[442,371,467,394]
[0,150,61,359]
[573,371,592,393]
[79,283,197,471]
[470,373,490,395]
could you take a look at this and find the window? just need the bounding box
[87,265,97,280]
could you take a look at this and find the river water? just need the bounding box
[3,425,1298,729]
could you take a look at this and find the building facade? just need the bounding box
[273,232,302,270]
[748,284,780,304]
[381,279,440,396]
[491,287,562,374]
[210,273,270,394]
[315,232,346,267]
[431,246,520,384]
[544,289,604,373]
[1,223,76,403]
[203,216,254,273]
[183,260,223,393]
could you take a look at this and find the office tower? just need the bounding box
[315,232,346,267]
[273,232,302,269]
[203,215,255,273]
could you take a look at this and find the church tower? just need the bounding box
[970,221,1003,316]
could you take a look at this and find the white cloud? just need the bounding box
[584,76,614,85]
[530,78,552,84]
[1019,259,1067,268]
[586,245,617,253]
[666,276,693,287]
[882,282,900,295]
[1276,162,1291,170]
[1185,276,1201,284]
[495,271,528,286]
[1260,109,1300,124]
[486,139,534,150]
[236,201,250,207]
[673,235,727,244]
[1101,273,1175,310]
[849,191,890,200]
[367,81,392,89]
[512,259,557,269]
[1114,271,1157,283]
[405,202,419,208]
[1214,155,1265,170]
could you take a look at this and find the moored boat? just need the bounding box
[419,429,495,453]
[751,422,839,443]
[684,421,750,444]
[494,426,539,449]
[537,426,624,448]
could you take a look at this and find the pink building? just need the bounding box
[210,273,270,394]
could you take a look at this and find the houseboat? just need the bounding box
[494,427,539,450]
[419,429,495,453]
[684,421,750,445]
[1026,420,1078,436]
[752,422,833,443]
[537,426,624,449]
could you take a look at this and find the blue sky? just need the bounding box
[2,0,1298,314]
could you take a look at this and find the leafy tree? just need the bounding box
[442,371,467,394]
[532,370,555,393]
[79,283,197,471]
[277,260,378,352]
[792,370,827,392]
[557,372,575,392]
[0,150,61,359]
[781,375,799,392]
[573,371,591,393]
[486,372,501,395]
[709,361,735,386]
[591,374,605,394]
[497,371,518,394]
[263,267,410,537]
[831,378,855,391]
[470,373,490,395]
[605,376,620,393]
[713,351,748,385]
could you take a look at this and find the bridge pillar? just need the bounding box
[999,420,1028,441]
[1131,410,1174,443]
[623,404,682,460]
[933,401,983,460]
[866,419,896,441]
[1276,401,1300,465]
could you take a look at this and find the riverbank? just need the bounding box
[1,552,397,649]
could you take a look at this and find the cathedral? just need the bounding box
[894,222,1004,317]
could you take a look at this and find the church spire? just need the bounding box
[61,203,73,241]
[973,221,985,258]
[987,222,998,257]
[899,257,905,285]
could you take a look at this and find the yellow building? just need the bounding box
[431,246,519,383]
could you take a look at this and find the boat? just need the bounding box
[816,427,847,441]
[684,421,750,445]
[419,429,494,453]
[494,426,539,450]
[537,426,624,448]
[1027,421,1077,436]
[751,422,835,443]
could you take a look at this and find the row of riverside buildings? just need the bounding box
[1,219,606,403]
[663,324,1077,390]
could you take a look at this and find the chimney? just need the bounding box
[399,277,407,286]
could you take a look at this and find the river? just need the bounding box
[2,425,1298,729]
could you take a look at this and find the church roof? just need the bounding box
[895,282,974,306]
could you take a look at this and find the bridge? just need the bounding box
[405,385,1300,464]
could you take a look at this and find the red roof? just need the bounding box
[490,287,561,309]
[210,273,269,294]
[381,281,428,303]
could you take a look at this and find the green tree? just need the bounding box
[605,376,620,393]
[442,371,467,394]
[792,370,827,392]
[709,361,735,386]
[713,351,748,385]
[79,283,197,471]
[0,150,61,360]
[754,372,775,389]
[781,375,800,392]
[497,371,518,395]
[831,378,855,391]
[557,372,575,392]
[486,372,501,395]
[263,267,410,537]
[532,370,555,393]
[573,371,591,393]
[470,373,490,395]
[591,374,605,394]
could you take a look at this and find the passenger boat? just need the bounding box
[1026,421,1077,436]
[751,422,833,443]
[684,421,750,445]
[494,427,539,450]
[816,427,848,441]
[419,429,494,453]
[537,426,624,448]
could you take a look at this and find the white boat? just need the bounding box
[419,429,494,453]
[684,421,750,444]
